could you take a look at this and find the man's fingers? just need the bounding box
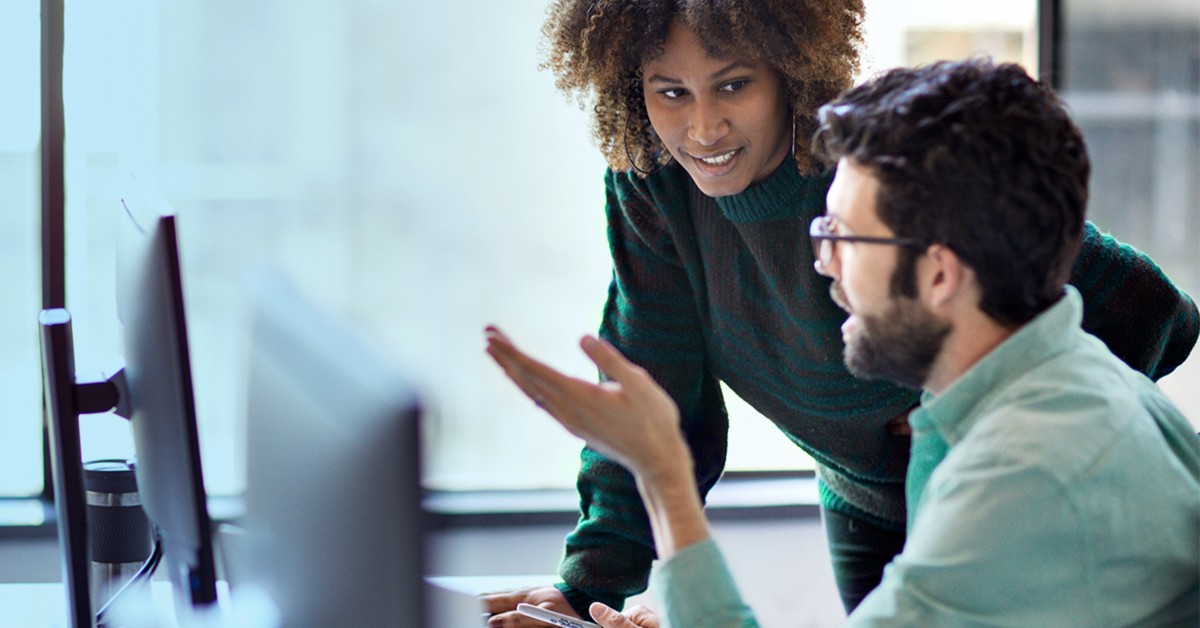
[485,343,543,407]
[484,329,560,408]
[486,328,569,390]
[579,335,644,385]
[486,327,605,418]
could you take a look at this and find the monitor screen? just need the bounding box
[233,274,426,627]
[39,209,217,628]
[115,210,218,613]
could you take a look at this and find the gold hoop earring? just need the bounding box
[791,115,797,158]
[624,113,663,176]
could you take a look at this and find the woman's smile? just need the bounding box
[642,19,791,197]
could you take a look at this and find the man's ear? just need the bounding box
[920,244,972,310]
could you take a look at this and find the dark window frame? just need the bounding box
[39,0,66,509]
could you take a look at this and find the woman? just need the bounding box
[482,2,1199,626]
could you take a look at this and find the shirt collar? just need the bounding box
[910,286,1083,446]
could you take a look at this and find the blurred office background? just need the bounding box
[1,1,1196,623]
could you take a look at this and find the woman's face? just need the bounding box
[641,19,791,197]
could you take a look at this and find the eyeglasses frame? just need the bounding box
[808,215,924,268]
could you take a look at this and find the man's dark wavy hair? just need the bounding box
[813,58,1090,326]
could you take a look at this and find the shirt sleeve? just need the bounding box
[557,168,731,615]
[1070,221,1199,380]
[652,539,760,628]
[847,448,1097,626]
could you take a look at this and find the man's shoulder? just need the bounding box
[964,337,1173,467]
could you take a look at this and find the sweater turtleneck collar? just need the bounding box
[713,157,834,223]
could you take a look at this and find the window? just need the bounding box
[861,1,1037,75]
[0,0,44,498]
[58,0,616,494]
[11,1,1193,501]
[1059,0,1200,425]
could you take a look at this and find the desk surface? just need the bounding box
[0,581,183,628]
[0,576,550,628]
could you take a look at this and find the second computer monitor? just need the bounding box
[236,275,426,627]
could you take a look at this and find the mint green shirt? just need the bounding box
[654,288,1200,627]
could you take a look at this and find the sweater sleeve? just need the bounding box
[1069,222,1199,380]
[557,168,730,616]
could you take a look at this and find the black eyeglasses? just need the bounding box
[808,215,922,268]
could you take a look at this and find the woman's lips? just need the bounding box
[689,148,740,175]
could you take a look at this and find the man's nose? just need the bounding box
[813,242,840,278]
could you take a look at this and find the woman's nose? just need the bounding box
[688,100,729,146]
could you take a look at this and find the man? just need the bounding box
[485,58,1200,627]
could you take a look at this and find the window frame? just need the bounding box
[38,0,66,512]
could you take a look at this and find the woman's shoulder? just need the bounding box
[606,163,694,211]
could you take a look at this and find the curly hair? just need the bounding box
[540,0,864,176]
[813,58,1090,326]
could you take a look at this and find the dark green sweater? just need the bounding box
[557,159,1200,614]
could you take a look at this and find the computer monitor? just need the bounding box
[115,210,218,614]
[234,274,426,627]
[39,210,217,628]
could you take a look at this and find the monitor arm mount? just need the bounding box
[74,367,131,420]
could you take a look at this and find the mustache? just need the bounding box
[829,282,852,314]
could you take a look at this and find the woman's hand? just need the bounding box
[590,602,661,628]
[484,326,688,481]
[481,587,578,628]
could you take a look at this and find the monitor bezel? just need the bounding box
[118,212,218,612]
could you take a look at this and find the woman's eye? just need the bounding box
[720,80,749,93]
[659,88,686,99]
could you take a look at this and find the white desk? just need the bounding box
[0,581,188,628]
[0,576,553,628]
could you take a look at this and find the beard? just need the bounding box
[831,282,950,390]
